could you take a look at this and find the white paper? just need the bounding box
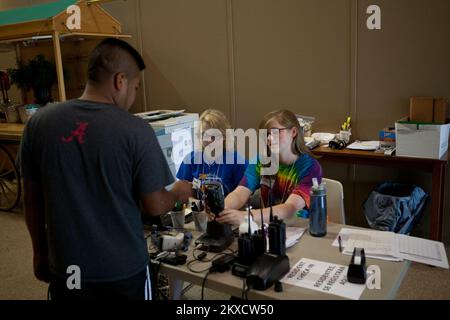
[281,258,366,300]
[332,228,403,262]
[333,228,449,267]
[343,231,399,259]
[266,227,306,250]
[347,141,380,151]
[397,234,449,269]
[286,227,306,248]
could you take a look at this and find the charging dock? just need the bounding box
[246,254,290,291]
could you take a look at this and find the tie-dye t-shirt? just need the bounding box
[239,153,322,218]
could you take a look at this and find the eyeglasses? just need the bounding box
[266,127,292,136]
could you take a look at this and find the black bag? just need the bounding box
[363,182,428,234]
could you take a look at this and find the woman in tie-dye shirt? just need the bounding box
[217,110,322,226]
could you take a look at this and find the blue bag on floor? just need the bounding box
[363,182,428,234]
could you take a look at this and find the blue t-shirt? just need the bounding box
[176,151,248,196]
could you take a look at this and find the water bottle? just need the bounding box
[309,178,327,237]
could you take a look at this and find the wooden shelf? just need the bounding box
[0,123,25,142]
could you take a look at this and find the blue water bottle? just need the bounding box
[309,178,327,237]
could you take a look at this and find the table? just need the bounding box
[157,220,410,300]
[311,145,448,241]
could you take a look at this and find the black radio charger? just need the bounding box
[242,184,290,291]
[161,252,187,266]
[211,254,235,273]
[196,181,234,253]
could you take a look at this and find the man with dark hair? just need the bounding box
[20,38,192,300]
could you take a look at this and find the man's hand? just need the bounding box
[140,181,193,216]
[171,180,193,203]
[216,209,245,226]
[33,253,51,283]
[24,179,50,283]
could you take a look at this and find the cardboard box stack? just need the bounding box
[410,97,449,124]
[395,97,450,159]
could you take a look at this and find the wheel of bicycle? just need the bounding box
[0,145,21,211]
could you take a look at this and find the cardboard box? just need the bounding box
[410,97,434,123]
[434,98,448,124]
[396,119,450,159]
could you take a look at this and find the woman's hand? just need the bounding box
[216,209,245,226]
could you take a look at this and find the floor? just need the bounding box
[1,209,449,300]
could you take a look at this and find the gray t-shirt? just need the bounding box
[20,99,174,282]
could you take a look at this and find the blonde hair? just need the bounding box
[259,110,310,155]
[200,109,231,147]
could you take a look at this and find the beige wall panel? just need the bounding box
[356,0,450,139]
[232,0,351,131]
[102,0,145,114]
[136,0,231,119]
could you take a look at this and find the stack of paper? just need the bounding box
[347,141,380,151]
[286,227,306,248]
[266,227,306,250]
[343,229,401,261]
[397,234,449,269]
[332,228,449,269]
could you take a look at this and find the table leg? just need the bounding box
[430,163,446,241]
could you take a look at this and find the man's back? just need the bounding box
[21,99,174,281]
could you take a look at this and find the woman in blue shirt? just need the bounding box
[176,109,247,197]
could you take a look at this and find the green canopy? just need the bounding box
[0,0,77,27]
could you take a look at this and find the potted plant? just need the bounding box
[8,54,57,105]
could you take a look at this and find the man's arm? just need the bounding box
[140,180,193,216]
[24,179,51,283]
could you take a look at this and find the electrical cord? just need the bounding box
[192,247,235,262]
[187,246,213,273]
[189,248,238,299]
[244,284,252,300]
[240,280,253,300]
[241,279,246,299]
[224,247,237,255]
[155,260,169,300]
[186,260,212,273]
[150,252,171,300]
[187,246,235,273]
[201,270,211,300]
[192,247,213,262]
